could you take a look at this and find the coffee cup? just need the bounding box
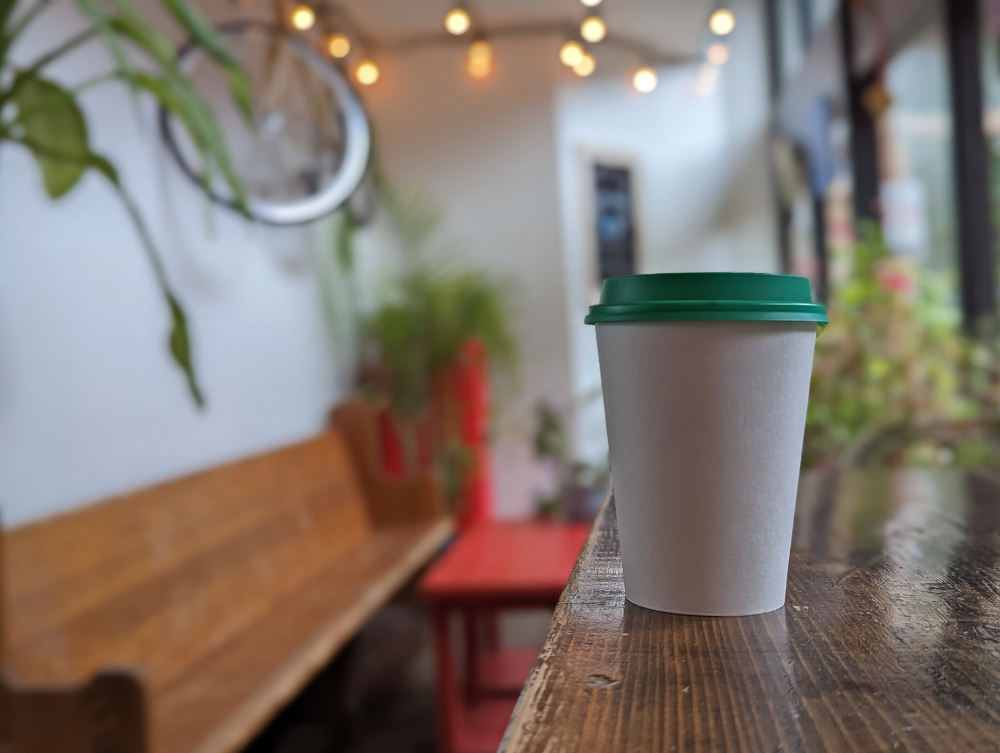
[586,273,827,616]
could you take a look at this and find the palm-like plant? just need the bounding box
[360,188,518,422]
[0,0,250,405]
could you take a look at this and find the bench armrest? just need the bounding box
[331,401,448,527]
[1,669,147,753]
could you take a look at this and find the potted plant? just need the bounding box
[328,185,518,524]
[804,222,982,467]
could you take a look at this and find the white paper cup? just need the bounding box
[586,273,825,616]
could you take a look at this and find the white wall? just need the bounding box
[0,0,778,525]
[0,2,342,526]
[556,0,780,464]
[364,0,779,512]
[359,37,572,518]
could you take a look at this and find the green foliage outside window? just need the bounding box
[804,222,1000,468]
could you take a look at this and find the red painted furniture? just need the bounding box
[421,521,590,753]
[378,338,494,529]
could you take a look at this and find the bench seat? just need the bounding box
[152,518,450,753]
[1,404,453,753]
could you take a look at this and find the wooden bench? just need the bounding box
[0,402,453,753]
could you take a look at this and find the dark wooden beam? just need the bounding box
[839,2,880,222]
[944,0,997,329]
[812,192,829,302]
[765,0,792,273]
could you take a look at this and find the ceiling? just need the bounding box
[336,0,716,60]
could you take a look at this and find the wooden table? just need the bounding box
[421,521,590,753]
[502,469,1000,753]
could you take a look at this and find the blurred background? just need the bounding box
[0,0,778,528]
[5,0,1000,751]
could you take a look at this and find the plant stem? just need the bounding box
[0,26,98,107]
[73,70,117,92]
[0,0,50,69]
[3,0,54,50]
[6,135,205,406]
[26,25,97,70]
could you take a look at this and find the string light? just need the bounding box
[580,15,606,43]
[632,66,658,93]
[580,0,602,6]
[298,10,687,92]
[290,4,315,30]
[708,9,735,36]
[466,39,493,79]
[327,33,350,58]
[706,42,729,65]
[356,60,380,85]
[445,7,471,35]
[573,50,596,76]
[559,40,584,66]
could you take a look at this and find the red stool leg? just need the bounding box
[464,607,480,702]
[432,605,459,753]
[485,608,501,653]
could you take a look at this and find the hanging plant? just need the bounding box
[0,0,251,405]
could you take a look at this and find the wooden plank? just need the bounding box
[154,517,453,753]
[503,470,1000,753]
[0,671,146,753]
[5,432,372,657]
[331,402,445,526]
[4,432,373,690]
[1,412,452,753]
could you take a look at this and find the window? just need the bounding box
[880,11,958,288]
[593,165,636,281]
[980,12,1000,286]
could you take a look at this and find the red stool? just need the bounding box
[420,521,589,753]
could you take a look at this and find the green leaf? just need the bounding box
[333,209,356,271]
[224,65,252,121]
[107,9,175,67]
[83,150,119,183]
[157,0,253,120]
[102,167,206,407]
[77,0,133,83]
[1,0,53,68]
[166,292,204,407]
[126,70,248,212]
[13,73,90,197]
[0,0,18,38]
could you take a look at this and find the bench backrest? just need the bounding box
[3,429,373,691]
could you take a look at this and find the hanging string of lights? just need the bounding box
[279,0,736,95]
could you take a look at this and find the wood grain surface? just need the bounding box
[2,405,452,753]
[502,469,1000,753]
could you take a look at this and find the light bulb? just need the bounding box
[467,40,493,79]
[706,42,729,65]
[356,60,380,85]
[445,7,471,35]
[709,9,735,35]
[632,66,658,93]
[573,51,596,77]
[580,0,602,6]
[559,40,584,67]
[327,33,350,58]
[290,5,315,31]
[580,15,606,43]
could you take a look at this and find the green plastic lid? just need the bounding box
[584,272,828,325]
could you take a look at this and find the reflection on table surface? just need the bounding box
[502,468,1000,753]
